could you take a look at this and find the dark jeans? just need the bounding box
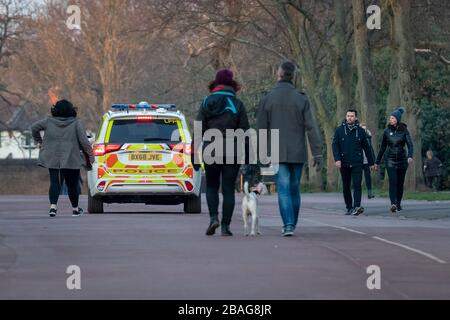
[204,163,241,226]
[340,166,363,210]
[386,167,407,206]
[49,169,81,207]
[363,164,372,191]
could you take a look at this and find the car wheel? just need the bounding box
[184,194,201,214]
[88,190,104,214]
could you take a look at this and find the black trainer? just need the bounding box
[49,208,57,217]
[221,225,233,236]
[390,204,397,213]
[206,219,220,236]
[72,208,84,217]
[345,208,353,215]
[397,204,403,211]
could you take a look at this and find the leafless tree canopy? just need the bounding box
[1,0,449,190]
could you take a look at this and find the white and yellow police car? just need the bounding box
[87,101,202,213]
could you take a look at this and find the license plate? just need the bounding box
[129,153,162,161]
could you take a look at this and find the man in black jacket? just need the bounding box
[332,109,375,215]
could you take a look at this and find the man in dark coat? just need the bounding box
[332,109,375,216]
[424,150,442,191]
[257,61,323,236]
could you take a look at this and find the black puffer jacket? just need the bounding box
[332,120,374,167]
[375,123,414,169]
[194,85,250,163]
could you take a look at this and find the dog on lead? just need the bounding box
[242,181,268,236]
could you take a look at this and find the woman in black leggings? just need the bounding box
[194,69,250,236]
[31,99,93,217]
[375,107,414,213]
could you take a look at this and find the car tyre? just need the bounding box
[88,190,104,214]
[184,194,201,214]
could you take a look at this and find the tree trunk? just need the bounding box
[274,2,337,190]
[297,71,329,190]
[324,125,339,191]
[389,0,423,190]
[353,0,378,150]
[333,0,352,121]
[387,56,401,111]
[210,0,243,73]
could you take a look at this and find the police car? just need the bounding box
[87,101,202,213]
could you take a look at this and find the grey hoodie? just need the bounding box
[31,117,94,169]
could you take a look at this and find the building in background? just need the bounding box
[0,96,41,160]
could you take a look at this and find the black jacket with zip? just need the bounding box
[332,120,374,167]
[193,85,250,165]
[375,123,413,169]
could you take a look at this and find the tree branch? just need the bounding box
[415,48,450,65]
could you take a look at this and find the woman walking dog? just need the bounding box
[195,69,250,236]
[31,99,94,217]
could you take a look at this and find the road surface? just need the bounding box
[1,193,450,299]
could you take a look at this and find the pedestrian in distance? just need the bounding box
[257,61,323,236]
[194,69,250,236]
[360,123,376,199]
[423,150,442,191]
[374,107,414,213]
[332,109,375,216]
[31,99,94,217]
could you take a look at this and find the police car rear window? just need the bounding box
[107,119,181,143]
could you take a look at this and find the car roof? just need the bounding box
[105,109,185,120]
[104,102,186,120]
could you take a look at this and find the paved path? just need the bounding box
[1,194,449,299]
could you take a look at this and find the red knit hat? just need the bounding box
[215,69,234,85]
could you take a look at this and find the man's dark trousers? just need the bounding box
[340,166,363,210]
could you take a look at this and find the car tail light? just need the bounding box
[185,181,194,191]
[169,143,192,155]
[97,181,106,191]
[93,144,122,156]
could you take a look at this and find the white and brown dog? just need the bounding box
[242,181,268,236]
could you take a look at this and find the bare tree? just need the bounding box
[10,0,172,126]
[353,0,378,147]
[0,0,30,83]
[387,0,423,190]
